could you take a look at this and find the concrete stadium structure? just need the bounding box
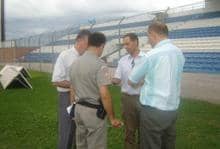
[1,0,220,103]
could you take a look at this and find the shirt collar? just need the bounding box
[128,50,145,60]
[138,51,146,57]
[72,47,80,56]
[85,50,98,57]
[154,39,171,49]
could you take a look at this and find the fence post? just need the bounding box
[118,16,125,58]
[38,35,42,72]
[68,28,71,49]
[14,40,18,65]
[51,31,56,73]
[12,40,15,64]
[28,36,33,70]
[89,20,96,31]
[1,41,4,64]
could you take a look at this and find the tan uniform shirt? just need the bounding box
[69,50,110,104]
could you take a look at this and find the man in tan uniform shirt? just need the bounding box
[69,32,122,149]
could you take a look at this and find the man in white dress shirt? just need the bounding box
[112,33,145,149]
[52,29,91,149]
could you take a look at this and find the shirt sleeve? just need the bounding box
[97,64,111,86]
[129,57,149,84]
[113,60,122,79]
[69,61,75,85]
[52,54,66,82]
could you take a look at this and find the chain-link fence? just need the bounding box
[1,1,219,75]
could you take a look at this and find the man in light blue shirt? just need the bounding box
[129,22,185,149]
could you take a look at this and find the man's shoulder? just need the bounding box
[139,51,147,57]
[77,54,105,69]
[97,58,107,67]
[58,49,70,57]
[62,48,78,59]
[146,44,182,61]
[118,54,129,63]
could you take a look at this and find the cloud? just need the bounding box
[6,0,203,18]
[5,0,204,39]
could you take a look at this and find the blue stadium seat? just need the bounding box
[183,52,220,73]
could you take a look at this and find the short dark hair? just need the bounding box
[123,33,139,45]
[88,32,106,47]
[76,29,91,40]
[148,22,169,36]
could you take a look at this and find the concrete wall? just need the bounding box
[205,0,220,12]
[0,47,37,62]
[181,73,220,104]
[1,63,219,104]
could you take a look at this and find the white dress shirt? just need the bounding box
[114,51,146,95]
[52,47,79,92]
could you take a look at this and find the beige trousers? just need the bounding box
[75,104,107,149]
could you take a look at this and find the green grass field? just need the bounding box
[0,71,220,149]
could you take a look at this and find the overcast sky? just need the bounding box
[6,0,203,18]
[5,0,204,39]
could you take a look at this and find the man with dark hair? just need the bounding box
[112,33,145,149]
[129,22,185,149]
[70,32,123,149]
[52,29,91,149]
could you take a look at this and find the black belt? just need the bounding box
[122,92,139,96]
[76,98,106,119]
[77,100,100,109]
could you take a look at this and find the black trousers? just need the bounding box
[58,92,76,149]
[139,105,177,149]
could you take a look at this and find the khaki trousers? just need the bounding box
[75,104,107,149]
[121,93,140,149]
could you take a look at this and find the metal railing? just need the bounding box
[0,1,211,73]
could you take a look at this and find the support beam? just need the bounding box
[0,0,5,41]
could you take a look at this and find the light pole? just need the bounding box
[1,0,5,41]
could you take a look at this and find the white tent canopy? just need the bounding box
[0,65,32,89]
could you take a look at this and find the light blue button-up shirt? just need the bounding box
[129,39,185,111]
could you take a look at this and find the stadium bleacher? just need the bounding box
[21,5,220,74]
[183,52,220,73]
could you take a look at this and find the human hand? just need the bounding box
[110,118,124,128]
